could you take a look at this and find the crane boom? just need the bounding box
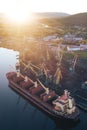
[37,79,49,94]
[31,63,40,70]
[9,65,34,83]
[73,55,78,69]
[20,60,38,76]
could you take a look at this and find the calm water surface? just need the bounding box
[0,47,87,130]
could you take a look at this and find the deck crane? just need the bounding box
[21,60,50,80]
[10,65,39,88]
[40,63,50,79]
[20,60,38,76]
[37,79,49,94]
[12,65,40,90]
[16,58,51,86]
[9,65,34,83]
[20,60,43,77]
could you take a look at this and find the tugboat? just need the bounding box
[6,71,80,121]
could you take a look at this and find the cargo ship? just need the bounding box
[6,71,80,121]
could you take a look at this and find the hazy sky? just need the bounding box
[0,0,87,14]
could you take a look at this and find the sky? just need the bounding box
[0,0,87,15]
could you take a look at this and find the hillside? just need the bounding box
[1,12,87,26]
[35,12,87,27]
[1,12,87,38]
[60,12,87,26]
[33,12,70,19]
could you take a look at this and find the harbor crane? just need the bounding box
[54,66,62,85]
[69,54,78,73]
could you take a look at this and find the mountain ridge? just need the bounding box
[33,12,70,18]
[60,12,87,25]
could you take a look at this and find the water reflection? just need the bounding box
[54,119,80,130]
[0,47,82,130]
[22,102,28,112]
[16,96,21,105]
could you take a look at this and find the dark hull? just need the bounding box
[6,72,80,121]
[74,89,87,111]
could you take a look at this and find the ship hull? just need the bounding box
[6,72,80,122]
[74,89,87,111]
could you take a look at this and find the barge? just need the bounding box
[6,71,80,121]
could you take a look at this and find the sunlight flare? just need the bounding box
[6,11,32,24]
[2,0,33,24]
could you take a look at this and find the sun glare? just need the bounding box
[2,0,33,24]
[6,11,31,24]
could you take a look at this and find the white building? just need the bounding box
[80,44,87,50]
[67,44,87,51]
[64,33,83,42]
[67,45,81,51]
[43,35,58,41]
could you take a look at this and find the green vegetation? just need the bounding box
[63,51,87,60]
[75,51,87,59]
